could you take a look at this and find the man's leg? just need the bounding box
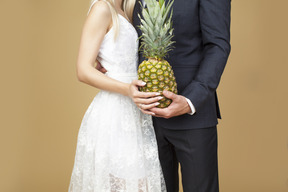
[153,120,179,192]
[162,126,219,192]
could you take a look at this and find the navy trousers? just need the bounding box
[153,120,219,192]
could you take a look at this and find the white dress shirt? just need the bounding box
[185,98,196,115]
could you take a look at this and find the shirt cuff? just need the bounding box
[185,98,196,115]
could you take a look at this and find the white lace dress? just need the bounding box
[68,1,166,192]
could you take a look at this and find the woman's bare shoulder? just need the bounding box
[88,1,112,19]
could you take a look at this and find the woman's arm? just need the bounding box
[76,1,130,96]
[77,1,161,109]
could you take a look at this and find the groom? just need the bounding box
[132,0,231,191]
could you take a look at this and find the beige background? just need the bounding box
[1,0,288,191]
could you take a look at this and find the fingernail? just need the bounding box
[151,112,155,115]
[155,92,161,96]
[155,102,160,106]
[141,82,146,86]
[158,96,163,100]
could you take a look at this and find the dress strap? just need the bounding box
[87,0,99,15]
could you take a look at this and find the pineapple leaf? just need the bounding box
[139,0,175,59]
[159,0,164,8]
[142,8,154,28]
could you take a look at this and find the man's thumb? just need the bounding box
[163,90,176,100]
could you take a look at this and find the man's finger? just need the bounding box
[99,68,107,73]
[150,107,170,117]
[151,112,170,119]
[153,115,164,118]
[140,109,155,116]
[150,113,166,118]
[95,60,107,73]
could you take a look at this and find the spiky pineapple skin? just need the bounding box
[137,0,177,108]
[138,58,177,108]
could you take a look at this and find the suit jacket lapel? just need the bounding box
[132,0,141,27]
[133,0,143,38]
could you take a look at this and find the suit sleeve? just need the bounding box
[181,0,231,111]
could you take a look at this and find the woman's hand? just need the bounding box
[128,80,163,115]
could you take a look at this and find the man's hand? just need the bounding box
[150,90,192,119]
[95,60,107,73]
[128,80,163,115]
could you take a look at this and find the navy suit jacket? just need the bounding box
[133,0,231,129]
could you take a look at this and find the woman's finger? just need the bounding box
[133,91,161,98]
[134,96,163,105]
[140,102,160,110]
[132,80,146,87]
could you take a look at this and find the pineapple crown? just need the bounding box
[138,0,175,60]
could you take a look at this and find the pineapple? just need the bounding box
[137,0,177,108]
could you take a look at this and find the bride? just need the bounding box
[68,0,166,191]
